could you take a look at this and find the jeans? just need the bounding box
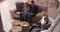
[20,13,28,21]
[27,14,34,25]
[20,13,24,21]
[20,13,34,24]
[29,26,41,32]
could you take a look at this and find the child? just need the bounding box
[39,11,49,30]
[39,11,49,25]
[29,11,49,32]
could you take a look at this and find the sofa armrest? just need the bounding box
[47,15,60,32]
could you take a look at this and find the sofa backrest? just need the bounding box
[16,2,24,12]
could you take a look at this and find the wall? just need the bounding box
[7,0,28,10]
[48,0,59,19]
[0,1,12,32]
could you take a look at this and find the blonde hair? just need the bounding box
[42,11,49,23]
[42,11,48,17]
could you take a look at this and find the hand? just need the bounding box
[21,12,24,14]
[28,13,33,15]
[32,23,38,26]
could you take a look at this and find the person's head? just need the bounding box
[42,11,49,22]
[44,17,49,23]
[31,1,35,5]
[24,2,28,7]
[42,11,48,17]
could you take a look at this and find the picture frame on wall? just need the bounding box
[0,0,4,3]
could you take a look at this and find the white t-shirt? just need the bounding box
[40,16,46,25]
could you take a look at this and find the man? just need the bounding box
[26,1,39,25]
[29,1,39,16]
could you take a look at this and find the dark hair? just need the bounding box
[31,1,35,3]
[25,2,28,5]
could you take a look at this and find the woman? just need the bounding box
[20,2,33,24]
[20,2,30,21]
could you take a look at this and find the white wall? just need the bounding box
[0,1,12,32]
[7,0,28,10]
[59,0,60,2]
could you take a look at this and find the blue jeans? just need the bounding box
[27,14,34,24]
[20,13,34,24]
[20,13,23,21]
[29,26,41,32]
